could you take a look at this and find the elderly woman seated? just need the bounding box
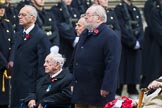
[132,77,162,108]
[25,53,73,108]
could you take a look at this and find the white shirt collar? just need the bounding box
[50,68,63,78]
[23,24,35,34]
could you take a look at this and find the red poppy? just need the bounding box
[104,96,133,108]
[24,34,30,40]
[51,78,57,82]
[93,28,99,34]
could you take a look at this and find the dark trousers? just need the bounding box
[116,84,138,95]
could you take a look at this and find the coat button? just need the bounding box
[74,14,77,18]
[9,47,11,50]
[6,30,9,33]
[81,46,84,49]
[75,62,78,66]
[49,18,52,22]
[136,16,139,19]
[8,38,11,42]
[75,80,78,83]
[110,16,114,20]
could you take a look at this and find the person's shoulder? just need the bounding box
[62,68,73,79]
[33,25,46,35]
[51,3,60,10]
[102,24,115,33]
[101,24,119,39]
[132,5,140,11]
[1,19,12,28]
[115,2,123,9]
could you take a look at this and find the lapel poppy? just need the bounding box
[24,34,30,40]
[93,28,99,35]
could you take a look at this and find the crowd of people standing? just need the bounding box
[0,0,162,108]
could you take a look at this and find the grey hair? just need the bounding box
[24,5,38,19]
[80,16,87,27]
[50,53,65,68]
[91,4,107,23]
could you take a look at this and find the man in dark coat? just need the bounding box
[140,0,157,88]
[141,0,162,88]
[51,0,80,67]
[26,53,73,108]
[11,5,51,108]
[115,0,144,98]
[71,4,121,107]
[0,1,15,108]
[16,0,60,54]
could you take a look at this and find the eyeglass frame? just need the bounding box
[81,13,99,18]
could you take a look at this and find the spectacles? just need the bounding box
[18,13,33,17]
[82,13,98,17]
[18,13,28,17]
[76,23,83,27]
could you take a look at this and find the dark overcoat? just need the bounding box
[71,0,93,14]
[115,1,144,84]
[5,4,21,32]
[72,23,121,106]
[0,18,15,105]
[11,24,51,108]
[141,0,157,88]
[105,8,121,37]
[142,0,162,87]
[37,9,60,47]
[51,2,79,67]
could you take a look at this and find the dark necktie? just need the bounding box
[23,32,26,38]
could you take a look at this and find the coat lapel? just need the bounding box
[76,30,91,50]
[16,25,38,49]
[16,32,25,49]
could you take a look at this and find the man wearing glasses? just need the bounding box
[71,4,121,108]
[11,5,51,108]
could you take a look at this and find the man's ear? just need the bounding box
[55,62,60,69]
[96,16,101,23]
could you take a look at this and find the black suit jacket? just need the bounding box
[11,24,51,108]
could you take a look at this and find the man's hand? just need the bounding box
[28,100,36,108]
[148,80,162,89]
[100,90,109,97]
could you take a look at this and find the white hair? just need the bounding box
[50,53,66,68]
[24,5,38,19]
[91,4,107,23]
